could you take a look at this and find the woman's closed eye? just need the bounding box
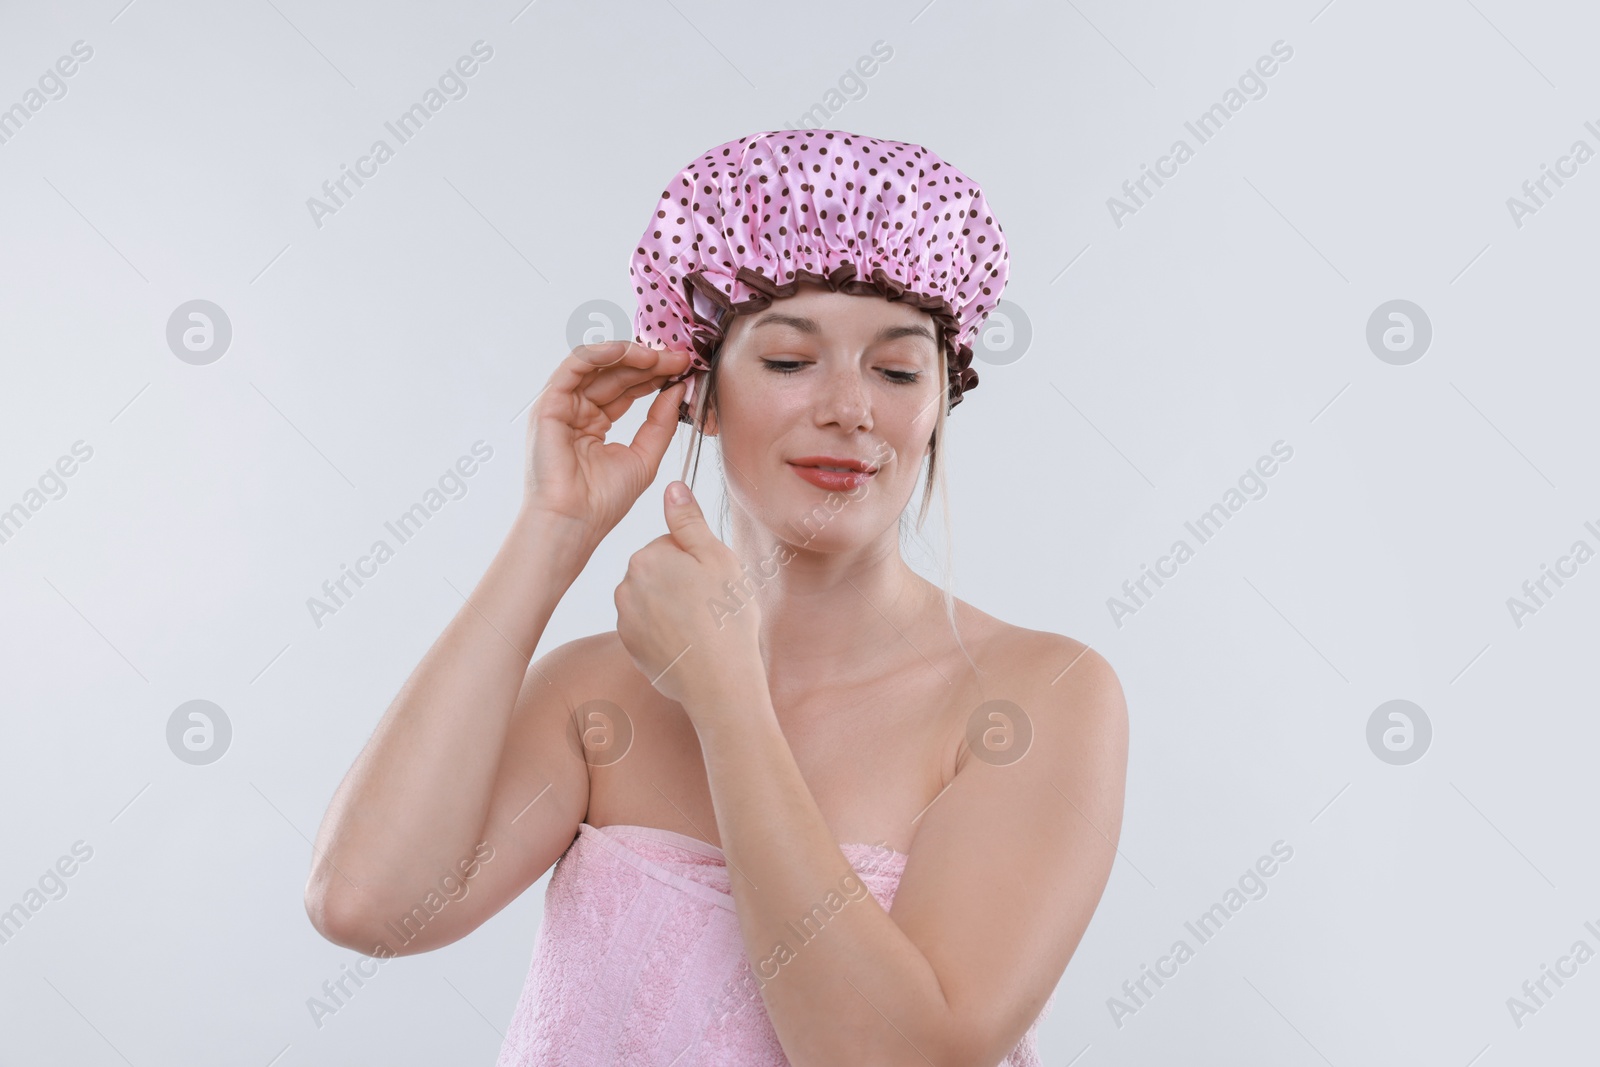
[760,359,921,384]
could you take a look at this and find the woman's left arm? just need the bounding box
[689,636,1127,1067]
[613,483,1129,1067]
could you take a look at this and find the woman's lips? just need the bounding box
[788,463,873,492]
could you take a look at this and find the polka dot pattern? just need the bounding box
[629,128,1011,423]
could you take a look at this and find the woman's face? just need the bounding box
[702,284,943,552]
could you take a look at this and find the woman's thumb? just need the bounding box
[627,381,685,470]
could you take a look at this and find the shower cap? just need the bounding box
[629,128,1010,424]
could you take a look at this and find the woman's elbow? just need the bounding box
[304,879,380,952]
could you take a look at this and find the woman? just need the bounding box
[305,129,1128,1066]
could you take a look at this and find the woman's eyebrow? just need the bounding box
[751,313,822,335]
[873,324,937,344]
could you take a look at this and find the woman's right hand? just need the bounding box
[520,340,694,553]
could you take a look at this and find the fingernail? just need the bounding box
[667,481,689,504]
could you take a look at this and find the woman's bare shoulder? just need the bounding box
[943,594,1075,655]
[936,599,1126,824]
[531,630,642,697]
[948,597,1118,695]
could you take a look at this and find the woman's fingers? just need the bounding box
[521,343,693,540]
[597,377,681,423]
[572,350,693,423]
[549,341,690,404]
[626,381,687,473]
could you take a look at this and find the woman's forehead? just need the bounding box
[728,286,936,342]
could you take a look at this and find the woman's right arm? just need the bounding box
[302,341,692,955]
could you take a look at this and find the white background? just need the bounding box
[1,0,1596,1064]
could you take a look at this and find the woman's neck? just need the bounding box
[726,520,936,695]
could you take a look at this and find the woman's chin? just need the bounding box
[764,502,879,551]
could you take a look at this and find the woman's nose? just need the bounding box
[816,365,870,428]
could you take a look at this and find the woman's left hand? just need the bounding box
[614,481,764,711]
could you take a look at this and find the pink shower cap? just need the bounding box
[629,128,1010,424]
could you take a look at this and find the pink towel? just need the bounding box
[496,822,1051,1065]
